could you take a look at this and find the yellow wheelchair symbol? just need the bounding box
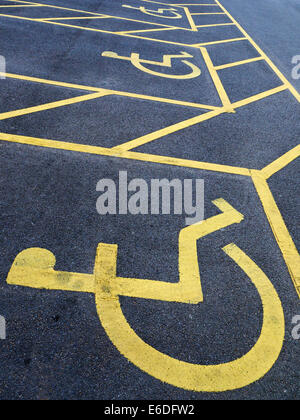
[101,50,201,80]
[7,199,284,392]
[122,5,183,19]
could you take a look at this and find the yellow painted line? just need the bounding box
[7,248,95,293]
[38,19,194,47]
[171,4,220,5]
[2,0,184,30]
[0,131,251,176]
[0,1,242,48]
[0,12,46,22]
[40,16,111,21]
[106,91,218,110]
[0,71,107,92]
[200,47,234,112]
[214,56,264,70]
[171,3,220,5]
[251,170,300,298]
[0,92,109,121]
[80,13,185,29]
[1,0,115,17]
[0,4,42,7]
[215,0,300,103]
[196,22,235,28]
[5,200,242,303]
[112,109,225,151]
[192,37,246,47]
[115,31,194,47]
[96,199,244,303]
[0,72,219,110]
[231,85,288,110]
[137,0,186,5]
[191,12,225,14]
[184,6,198,31]
[39,14,180,29]
[116,27,177,35]
[2,0,38,3]
[261,145,300,179]
[96,238,284,392]
[8,199,285,392]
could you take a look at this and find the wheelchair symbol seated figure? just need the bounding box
[7,199,285,392]
[122,4,184,19]
[101,50,202,80]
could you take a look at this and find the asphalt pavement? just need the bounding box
[0,0,299,400]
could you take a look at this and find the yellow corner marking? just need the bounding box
[0,131,251,176]
[200,47,234,112]
[112,109,224,151]
[261,145,300,180]
[251,170,300,298]
[214,56,264,71]
[0,92,109,121]
[215,0,300,103]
